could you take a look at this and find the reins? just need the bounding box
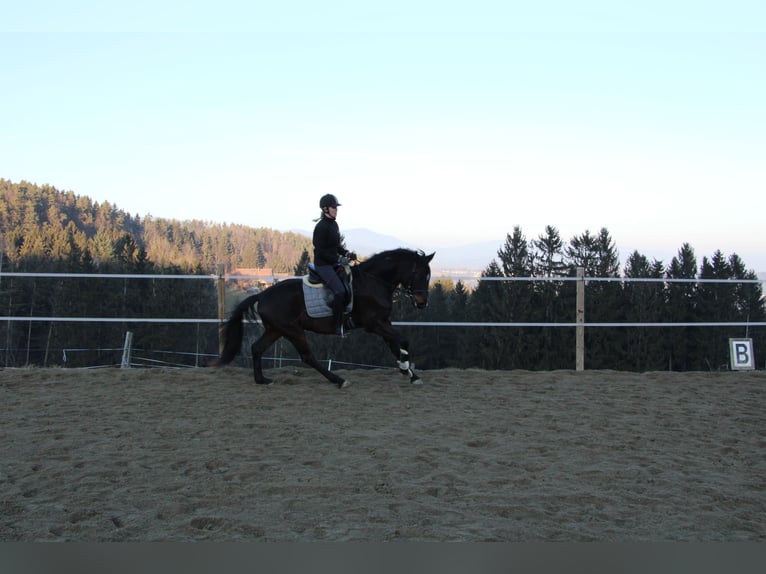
[354,255,427,306]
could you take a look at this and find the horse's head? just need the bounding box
[405,250,435,309]
[360,248,435,308]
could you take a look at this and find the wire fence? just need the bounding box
[1,270,764,370]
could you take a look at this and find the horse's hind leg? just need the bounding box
[285,332,348,388]
[251,328,281,384]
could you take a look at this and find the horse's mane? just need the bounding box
[358,248,425,269]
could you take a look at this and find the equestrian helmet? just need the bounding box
[319,194,341,209]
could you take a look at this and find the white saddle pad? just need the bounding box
[301,277,353,318]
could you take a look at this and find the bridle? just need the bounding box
[400,260,431,308]
[355,257,431,308]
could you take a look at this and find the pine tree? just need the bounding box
[294,250,311,276]
[567,228,622,369]
[729,253,766,367]
[665,243,698,370]
[623,251,666,370]
[696,251,734,368]
[468,260,508,369]
[495,227,536,368]
[531,226,570,369]
[450,279,471,367]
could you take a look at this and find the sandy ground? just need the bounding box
[1,366,765,541]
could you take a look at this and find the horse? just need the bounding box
[214,248,435,388]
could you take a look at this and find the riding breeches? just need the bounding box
[314,265,346,298]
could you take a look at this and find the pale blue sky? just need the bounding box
[2,1,765,270]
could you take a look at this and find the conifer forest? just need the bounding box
[1,179,763,371]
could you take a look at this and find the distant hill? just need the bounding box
[342,229,501,271]
[7,178,763,279]
[292,228,410,255]
[292,228,501,272]
[317,228,766,279]
[422,241,502,272]
[344,229,766,279]
[340,228,416,257]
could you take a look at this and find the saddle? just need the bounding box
[302,263,353,318]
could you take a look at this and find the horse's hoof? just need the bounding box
[256,378,273,385]
[410,376,422,385]
[338,380,351,389]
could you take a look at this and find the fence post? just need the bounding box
[576,267,585,371]
[121,331,133,368]
[217,263,226,356]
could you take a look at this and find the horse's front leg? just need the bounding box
[396,341,420,384]
[371,321,421,384]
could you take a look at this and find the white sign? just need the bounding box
[729,338,754,370]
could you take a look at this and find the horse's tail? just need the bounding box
[212,293,260,366]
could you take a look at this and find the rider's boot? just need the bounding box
[331,296,345,337]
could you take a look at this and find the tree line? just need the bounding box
[0,179,312,274]
[309,226,764,372]
[0,178,311,367]
[1,179,763,370]
[395,226,764,371]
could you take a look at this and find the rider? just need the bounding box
[312,194,356,336]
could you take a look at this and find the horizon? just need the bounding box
[331,227,766,277]
[2,1,764,271]
[3,177,764,276]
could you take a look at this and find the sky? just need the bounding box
[2,1,765,271]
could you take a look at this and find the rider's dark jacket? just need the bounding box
[312,215,348,267]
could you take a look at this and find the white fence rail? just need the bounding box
[1,270,764,371]
[2,270,763,326]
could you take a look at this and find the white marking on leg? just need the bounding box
[398,348,410,371]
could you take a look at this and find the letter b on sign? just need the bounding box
[729,338,754,370]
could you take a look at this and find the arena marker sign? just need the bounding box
[729,338,754,370]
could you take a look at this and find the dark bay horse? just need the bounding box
[215,248,435,388]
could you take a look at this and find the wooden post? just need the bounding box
[576,267,585,371]
[121,331,134,368]
[217,263,226,355]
